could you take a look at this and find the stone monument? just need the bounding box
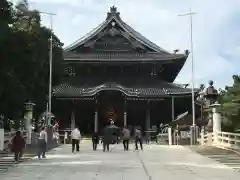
[24,101,35,144]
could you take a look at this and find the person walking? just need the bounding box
[92,132,99,151]
[11,131,26,162]
[102,125,112,152]
[53,121,60,144]
[71,126,81,153]
[122,126,130,151]
[38,126,48,159]
[135,127,143,150]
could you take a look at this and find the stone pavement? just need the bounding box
[0,141,240,180]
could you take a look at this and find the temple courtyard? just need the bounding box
[1,141,240,180]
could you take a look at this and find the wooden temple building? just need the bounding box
[52,6,199,134]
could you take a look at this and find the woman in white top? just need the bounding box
[38,126,48,159]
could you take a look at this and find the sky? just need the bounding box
[10,0,240,89]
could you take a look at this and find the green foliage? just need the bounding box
[0,0,63,125]
[218,75,240,130]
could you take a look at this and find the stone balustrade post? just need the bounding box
[206,133,213,145]
[200,127,205,145]
[168,127,172,145]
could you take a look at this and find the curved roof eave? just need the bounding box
[63,15,172,54]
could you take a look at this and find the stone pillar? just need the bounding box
[124,99,127,127]
[94,100,98,133]
[211,102,221,144]
[171,96,175,121]
[0,114,4,151]
[24,101,35,144]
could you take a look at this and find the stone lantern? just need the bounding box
[204,80,218,106]
[203,80,219,132]
[24,101,36,144]
[197,90,205,122]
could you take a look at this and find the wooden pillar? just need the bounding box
[124,99,127,126]
[94,100,98,133]
[71,111,75,130]
[171,96,175,121]
[71,100,76,130]
[146,100,151,143]
[146,100,151,130]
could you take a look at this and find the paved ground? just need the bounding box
[0,141,240,180]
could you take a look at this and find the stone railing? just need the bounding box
[200,130,240,151]
[199,131,213,145]
[156,133,169,144]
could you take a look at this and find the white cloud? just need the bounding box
[11,0,240,88]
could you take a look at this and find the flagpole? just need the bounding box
[178,9,197,145]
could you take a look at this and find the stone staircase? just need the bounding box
[190,146,240,172]
[0,140,59,173]
[0,152,35,173]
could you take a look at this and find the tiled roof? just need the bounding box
[63,52,187,62]
[53,77,199,98]
[64,6,172,54]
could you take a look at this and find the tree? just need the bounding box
[11,6,64,116]
[0,0,63,127]
[218,75,240,130]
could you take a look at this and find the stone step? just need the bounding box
[190,146,240,172]
[0,155,35,173]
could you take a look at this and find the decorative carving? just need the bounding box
[106,107,117,122]
[108,27,119,36]
[111,21,116,27]
[93,34,134,51]
[64,66,76,77]
[106,6,120,20]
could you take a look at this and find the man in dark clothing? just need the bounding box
[102,126,112,152]
[122,127,130,151]
[11,131,26,162]
[92,132,99,151]
[135,127,143,150]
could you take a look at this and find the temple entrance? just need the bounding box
[98,91,124,131]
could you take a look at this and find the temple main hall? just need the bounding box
[52,6,198,135]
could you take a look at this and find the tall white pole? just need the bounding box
[178,9,196,126]
[190,9,195,126]
[48,15,53,126]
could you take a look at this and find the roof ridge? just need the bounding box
[64,6,174,54]
[64,20,107,51]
